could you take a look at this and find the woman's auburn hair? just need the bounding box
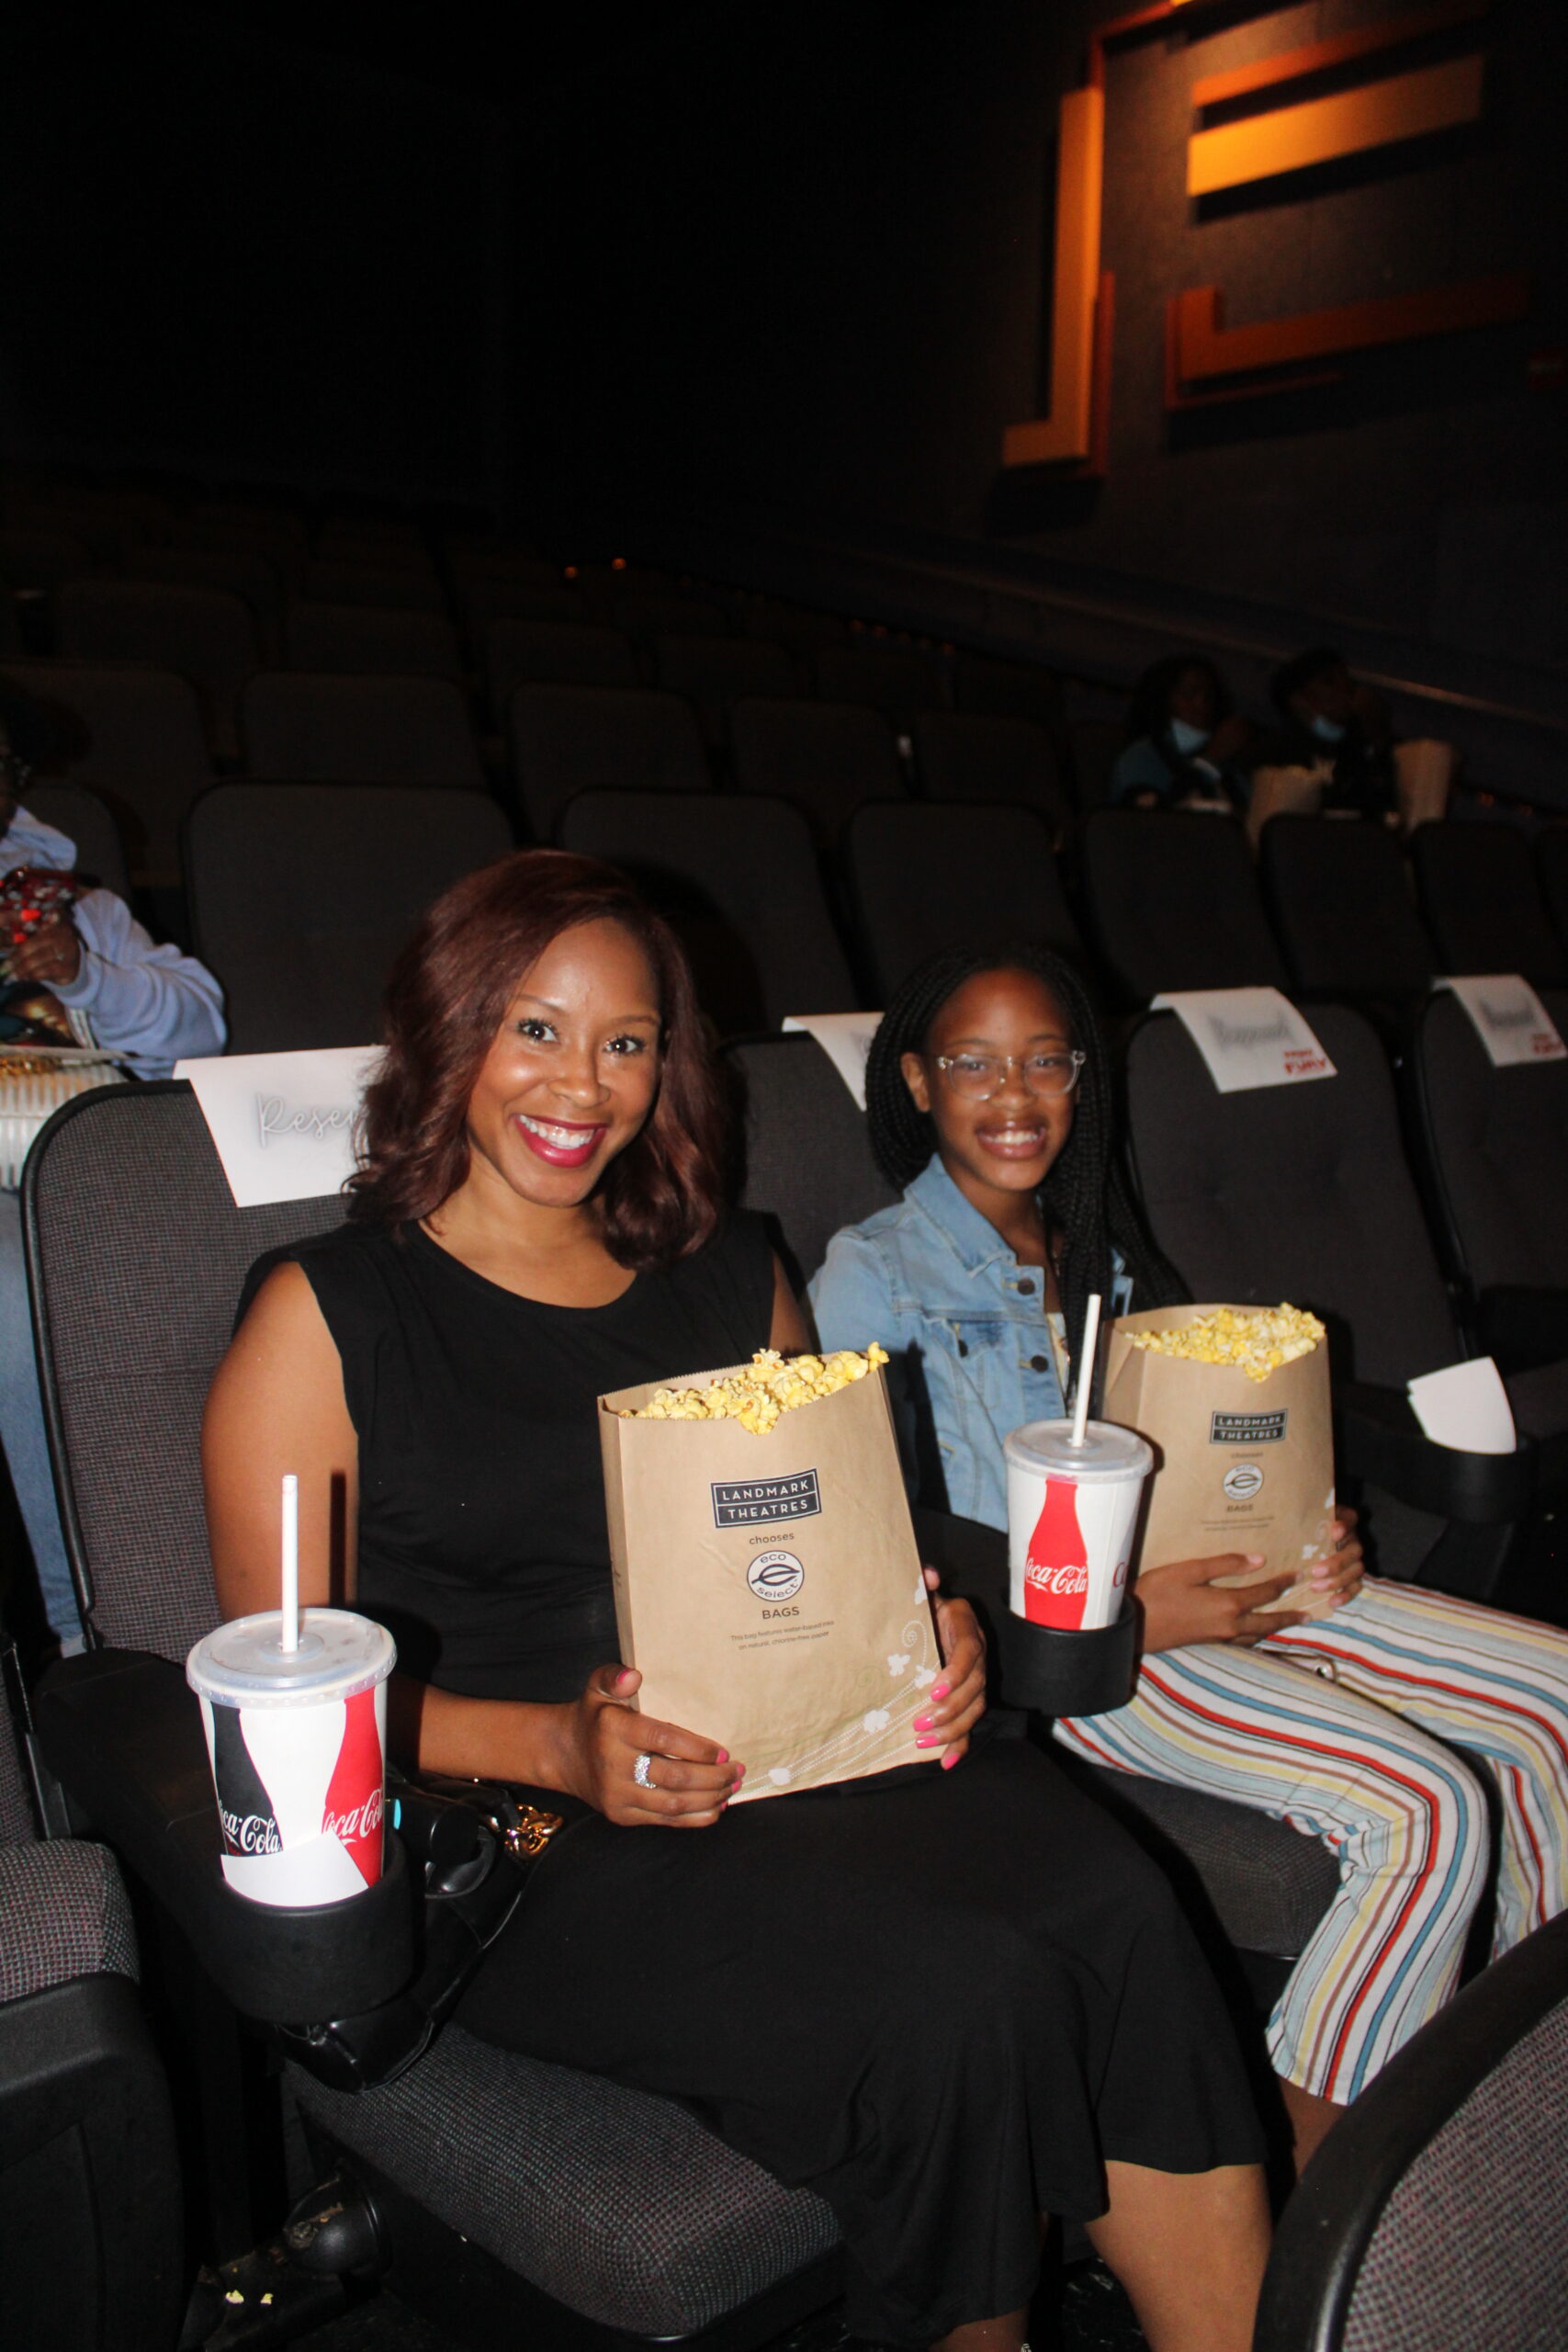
[347,848,728,1269]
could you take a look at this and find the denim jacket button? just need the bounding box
[1016,1277,1035,1295]
[1029,1353,1049,1373]
[956,1339,969,1357]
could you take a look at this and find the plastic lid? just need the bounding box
[1003,1418,1153,1481]
[186,1607,396,1707]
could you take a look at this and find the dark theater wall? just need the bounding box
[517,0,1566,684]
[0,8,507,506]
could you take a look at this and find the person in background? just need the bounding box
[0,678,225,1650]
[1109,656,1252,811]
[811,942,1568,2177]
[1262,647,1397,819]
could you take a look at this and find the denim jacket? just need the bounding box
[809,1156,1131,1532]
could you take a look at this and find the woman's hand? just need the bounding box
[7,912,82,988]
[559,1664,743,1826]
[1137,1555,1308,1653]
[1308,1509,1364,1611]
[917,1568,987,1770]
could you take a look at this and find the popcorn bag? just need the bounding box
[598,1351,941,1802]
[1102,1306,1337,1615]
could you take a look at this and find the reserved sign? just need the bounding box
[782,1012,884,1110]
[1436,976,1566,1069]
[175,1045,380,1206]
[1151,989,1337,1094]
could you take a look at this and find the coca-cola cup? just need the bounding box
[1005,1419,1154,1633]
[186,1608,396,1907]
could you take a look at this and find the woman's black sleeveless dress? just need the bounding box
[269,1216,1262,2346]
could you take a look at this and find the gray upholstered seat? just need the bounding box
[22,1084,841,2345]
[731,698,905,849]
[910,712,1072,842]
[1412,821,1566,989]
[19,781,130,902]
[559,788,856,1033]
[1257,1910,1568,2352]
[1260,814,1436,1001]
[242,671,485,787]
[184,782,513,1054]
[508,684,709,841]
[844,799,1082,1001]
[1081,808,1289,1005]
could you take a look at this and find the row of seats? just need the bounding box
[23,764,1568,1057]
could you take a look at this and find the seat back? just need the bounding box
[121,546,285,649]
[1125,1005,1457,1387]
[23,1085,345,1659]
[583,589,728,639]
[1256,1911,1568,2352]
[910,712,1071,839]
[2,659,212,888]
[731,698,904,845]
[0,528,95,595]
[1068,718,1123,810]
[651,636,797,744]
[560,789,855,1035]
[953,653,1063,731]
[508,684,709,842]
[1082,808,1289,1003]
[1539,827,1568,956]
[285,604,462,680]
[1412,823,1566,987]
[301,561,445,614]
[1409,986,1568,1299]
[19,785,130,902]
[812,644,947,729]
[844,800,1083,1002]
[56,580,259,758]
[186,784,513,1054]
[724,1034,895,1289]
[485,620,639,718]
[242,672,484,787]
[1260,814,1435,998]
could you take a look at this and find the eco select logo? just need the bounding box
[747,1550,805,1601]
[1211,1410,1288,1445]
[711,1470,821,1528]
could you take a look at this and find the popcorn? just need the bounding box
[620,1344,889,1434]
[1123,1305,1325,1384]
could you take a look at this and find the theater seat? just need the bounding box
[1125,1004,1539,1593]
[508,684,709,841]
[1257,1910,1568,2352]
[1260,814,1436,1004]
[20,782,130,902]
[242,672,485,788]
[23,1084,841,2351]
[910,713,1073,843]
[730,698,905,847]
[1412,823,1566,989]
[57,579,260,763]
[0,1628,184,2352]
[285,602,462,681]
[844,801,1084,1002]
[1082,808,1290,1004]
[1408,986,1568,1492]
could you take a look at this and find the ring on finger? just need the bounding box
[633,1751,657,1791]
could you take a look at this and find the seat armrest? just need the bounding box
[909,1506,1137,1717]
[1477,1286,1568,1376]
[35,1649,416,2026]
[1337,1384,1535,1522]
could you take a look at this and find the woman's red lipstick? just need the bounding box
[513,1113,608,1168]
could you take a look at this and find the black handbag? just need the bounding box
[276,1774,585,2094]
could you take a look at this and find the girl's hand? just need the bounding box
[917,1568,987,1769]
[1309,1509,1365,1611]
[1137,1555,1308,1653]
[561,1664,743,1826]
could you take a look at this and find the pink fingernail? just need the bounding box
[733,1763,746,1781]
[931,1682,950,1701]
[913,1714,932,1732]
[1245,1555,1266,1566]
[942,1749,960,1770]
[716,1749,729,1763]
[916,1735,939,1748]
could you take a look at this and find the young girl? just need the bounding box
[811,942,1568,2169]
[204,855,1271,2352]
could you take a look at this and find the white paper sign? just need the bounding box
[1407,1357,1517,1455]
[1435,976,1566,1068]
[175,1046,380,1207]
[783,1012,884,1111]
[1150,989,1337,1093]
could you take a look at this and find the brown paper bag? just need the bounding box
[598,1363,940,1801]
[1102,1306,1337,1614]
[1245,763,1328,849]
[1393,738,1456,831]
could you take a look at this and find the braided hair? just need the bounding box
[863,943,1184,1374]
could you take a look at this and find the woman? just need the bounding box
[811,944,1568,2172]
[204,853,1269,2352]
[1110,657,1250,811]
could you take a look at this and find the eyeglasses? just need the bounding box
[932,1050,1086,1101]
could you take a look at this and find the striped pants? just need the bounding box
[1052,1579,1568,2101]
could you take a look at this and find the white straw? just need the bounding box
[1071,1293,1102,1449]
[280,1473,299,1653]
